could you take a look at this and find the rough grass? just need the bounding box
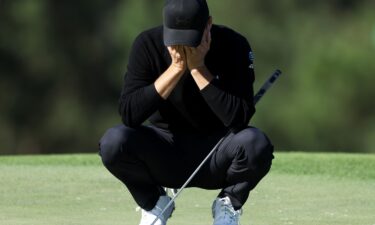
[0,152,374,225]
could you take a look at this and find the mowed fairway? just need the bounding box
[0,153,374,225]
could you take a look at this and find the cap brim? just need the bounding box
[163,26,203,47]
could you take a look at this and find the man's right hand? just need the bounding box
[154,45,187,99]
[167,45,187,74]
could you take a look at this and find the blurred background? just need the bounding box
[0,0,374,155]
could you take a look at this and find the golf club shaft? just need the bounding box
[151,137,226,225]
[253,69,282,104]
[151,69,282,225]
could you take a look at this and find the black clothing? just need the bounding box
[99,124,273,211]
[100,24,273,212]
[119,25,255,134]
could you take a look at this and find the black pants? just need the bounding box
[99,124,274,211]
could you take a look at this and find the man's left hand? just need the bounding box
[185,25,212,71]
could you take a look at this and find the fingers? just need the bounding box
[207,29,211,46]
[167,45,187,71]
[168,45,186,59]
[196,26,211,50]
[201,28,208,45]
[205,23,212,43]
[177,46,186,60]
[184,46,193,56]
[205,26,210,43]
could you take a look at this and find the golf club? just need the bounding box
[151,69,282,225]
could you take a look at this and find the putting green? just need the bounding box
[0,153,374,225]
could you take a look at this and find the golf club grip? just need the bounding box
[253,69,282,105]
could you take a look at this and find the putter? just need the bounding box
[151,69,282,225]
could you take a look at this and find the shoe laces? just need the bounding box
[215,197,242,224]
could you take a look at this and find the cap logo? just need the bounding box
[175,17,192,26]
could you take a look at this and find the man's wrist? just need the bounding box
[190,65,207,75]
[189,65,214,90]
[169,64,186,75]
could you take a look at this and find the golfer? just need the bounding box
[99,0,274,224]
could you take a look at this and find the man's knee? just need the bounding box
[226,127,274,184]
[233,127,274,166]
[99,124,131,167]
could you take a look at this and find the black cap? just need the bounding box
[163,0,209,47]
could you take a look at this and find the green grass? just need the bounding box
[0,153,374,225]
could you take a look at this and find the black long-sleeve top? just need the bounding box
[119,24,255,134]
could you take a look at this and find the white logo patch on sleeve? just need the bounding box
[249,51,254,69]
